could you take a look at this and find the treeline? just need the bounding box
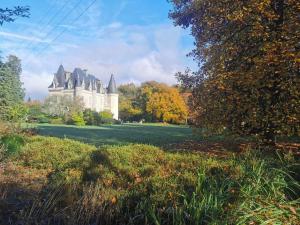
[0,54,188,126]
[26,81,189,126]
[118,81,189,124]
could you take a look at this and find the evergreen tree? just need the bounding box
[0,55,25,119]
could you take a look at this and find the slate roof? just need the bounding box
[107,74,117,94]
[48,64,65,88]
[49,65,106,94]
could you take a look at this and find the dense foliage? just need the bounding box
[119,82,188,124]
[0,55,25,120]
[119,83,142,122]
[26,100,49,123]
[26,97,116,126]
[170,0,300,145]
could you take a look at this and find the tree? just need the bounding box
[118,83,138,99]
[25,100,49,123]
[0,55,25,120]
[170,0,300,146]
[0,6,30,25]
[43,96,84,123]
[137,81,166,121]
[145,84,188,124]
[118,83,142,121]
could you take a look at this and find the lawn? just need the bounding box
[33,123,202,147]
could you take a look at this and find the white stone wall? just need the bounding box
[48,87,119,120]
[107,94,119,120]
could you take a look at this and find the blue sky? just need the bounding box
[0,0,195,99]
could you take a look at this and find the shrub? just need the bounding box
[8,104,29,122]
[0,144,6,162]
[50,117,64,124]
[99,111,115,124]
[0,134,25,156]
[83,109,94,125]
[70,112,85,126]
[36,115,50,123]
[0,121,11,136]
[83,109,101,126]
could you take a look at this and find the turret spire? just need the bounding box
[107,74,117,94]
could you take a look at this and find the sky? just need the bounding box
[0,0,196,100]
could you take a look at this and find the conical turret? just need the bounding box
[55,64,65,87]
[107,74,117,94]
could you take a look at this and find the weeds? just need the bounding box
[0,134,25,156]
[1,135,299,225]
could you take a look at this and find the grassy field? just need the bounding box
[33,123,203,147]
[1,123,299,225]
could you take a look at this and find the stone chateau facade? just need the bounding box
[48,65,118,119]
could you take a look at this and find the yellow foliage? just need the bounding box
[146,85,188,124]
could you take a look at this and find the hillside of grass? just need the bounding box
[1,129,299,224]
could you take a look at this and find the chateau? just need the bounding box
[48,65,119,119]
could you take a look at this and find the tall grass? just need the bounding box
[1,136,299,224]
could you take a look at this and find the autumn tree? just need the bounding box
[147,86,188,124]
[140,82,188,124]
[170,0,300,146]
[137,81,166,121]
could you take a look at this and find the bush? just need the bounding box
[8,104,29,122]
[83,109,101,126]
[99,111,115,124]
[70,112,85,126]
[50,118,64,124]
[28,114,50,123]
[36,115,50,123]
[0,121,11,136]
[0,134,25,156]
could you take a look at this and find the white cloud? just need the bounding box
[5,23,195,100]
[0,31,48,43]
[21,70,53,100]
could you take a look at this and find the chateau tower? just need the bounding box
[106,74,119,120]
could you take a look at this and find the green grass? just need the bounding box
[1,123,299,224]
[31,123,202,147]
